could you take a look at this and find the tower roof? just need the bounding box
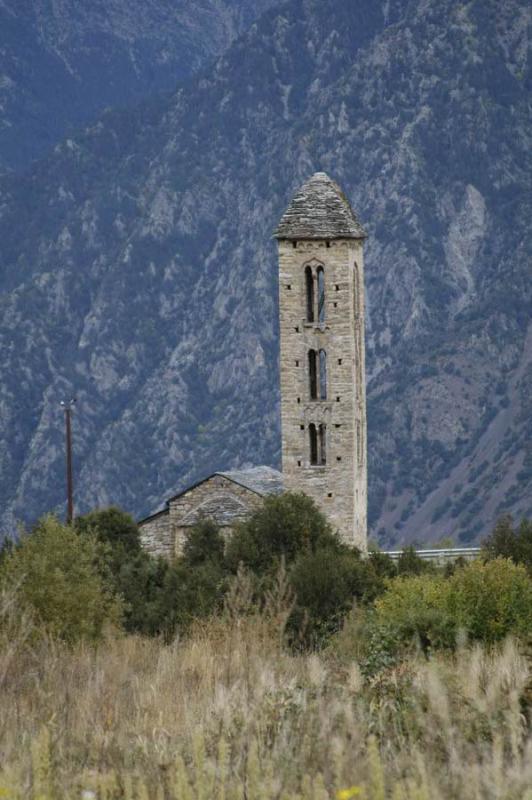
[274,172,366,240]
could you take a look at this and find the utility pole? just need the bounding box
[60,398,76,523]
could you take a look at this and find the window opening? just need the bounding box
[305,266,314,323]
[317,267,325,324]
[319,349,327,400]
[319,423,327,465]
[309,424,318,465]
[308,349,318,400]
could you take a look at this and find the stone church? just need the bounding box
[139,172,368,556]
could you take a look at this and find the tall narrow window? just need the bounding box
[319,349,327,400]
[305,266,314,323]
[317,267,325,323]
[309,424,318,465]
[319,423,327,465]
[308,349,318,399]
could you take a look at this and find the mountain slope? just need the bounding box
[0,0,275,171]
[0,0,530,544]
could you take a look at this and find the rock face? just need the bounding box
[0,0,530,545]
[0,0,275,171]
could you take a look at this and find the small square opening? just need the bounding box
[300,424,304,430]
[327,492,333,498]
[336,396,341,402]
[335,284,340,291]
[338,358,342,365]
[286,284,291,290]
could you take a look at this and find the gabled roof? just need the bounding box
[138,466,283,525]
[219,466,284,496]
[274,172,366,241]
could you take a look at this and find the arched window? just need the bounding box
[308,349,318,399]
[319,423,327,465]
[319,349,327,400]
[317,266,325,324]
[305,266,314,323]
[309,424,318,465]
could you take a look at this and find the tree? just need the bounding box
[75,507,172,636]
[182,518,225,567]
[288,547,384,647]
[396,545,434,576]
[75,506,141,559]
[483,515,532,574]
[447,557,532,643]
[225,492,342,575]
[0,516,121,643]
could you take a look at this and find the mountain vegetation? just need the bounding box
[0,0,275,171]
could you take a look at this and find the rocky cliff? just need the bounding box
[0,0,530,545]
[0,0,274,171]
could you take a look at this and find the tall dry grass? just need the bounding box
[0,587,531,800]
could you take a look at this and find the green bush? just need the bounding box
[373,558,532,655]
[288,547,384,647]
[0,516,121,643]
[396,545,435,576]
[374,573,455,653]
[225,492,341,574]
[447,557,532,643]
[182,518,225,567]
[75,507,171,636]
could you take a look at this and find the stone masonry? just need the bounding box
[139,172,367,555]
[274,172,368,549]
[139,467,283,558]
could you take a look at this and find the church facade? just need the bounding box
[139,172,367,556]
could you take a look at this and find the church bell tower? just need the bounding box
[274,172,368,550]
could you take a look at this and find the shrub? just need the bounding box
[225,492,341,574]
[0,516,121,643]
[76,506,171,636]
[396,545,435,576]
[288,548,384,647]
[374,558,532,655]
[158,560,228,638]
[74,506,140,556]
[374,573,455,653]
[182,518,225,567]
[447,557,532,643]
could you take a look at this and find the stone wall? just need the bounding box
[170,474,264,555]
[277,238,367,549]
[139,509,173,559]
[139,474,265,559]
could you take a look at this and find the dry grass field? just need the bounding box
[1,588,531,800]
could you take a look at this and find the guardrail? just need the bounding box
[384,547,481,563]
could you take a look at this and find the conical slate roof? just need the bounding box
[274,172,366,240]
